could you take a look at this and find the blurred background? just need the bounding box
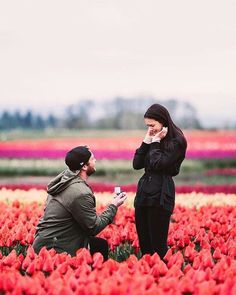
[0,0,235,192]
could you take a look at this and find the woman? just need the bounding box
[133,103,187,259]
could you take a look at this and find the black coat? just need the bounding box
[133,139,186,212]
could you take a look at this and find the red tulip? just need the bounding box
[2,272,17,292]
[48,269,62,281]
[42,256,54,273]
[163,248,172,263]
[195,280,216,295]
[138,259,151,274]
[228,246,236,258]
[26,261,36,275]
[158,261,168,276]
[201,249,214,268]
[26,246,36,260]
[213,247,222,260]
[75,263,92,280]
[2,250,17,267]
[192,269,207,283]
[125,254,138,270]
[158,276,180,292]
[55,285,75,295]
[12,200,20,208]
[57,261,69,275]
[192,256,201,270]
[167,251,184,269]
[184,243,197,262]
[75,248,93,265]
[179,276,195,293]
[68,275,78,292]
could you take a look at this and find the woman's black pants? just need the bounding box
[89,237,109,261]
[135,206,171,259]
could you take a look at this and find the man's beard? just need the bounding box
[86,166,96,176]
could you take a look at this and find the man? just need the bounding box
[32,146,127,260]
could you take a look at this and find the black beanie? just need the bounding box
[65,146,92,171]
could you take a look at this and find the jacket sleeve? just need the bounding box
[133,142,150,170]
[69,194,117,236]
[148,140,183,172]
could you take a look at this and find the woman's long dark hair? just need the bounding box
[144,103,187,151]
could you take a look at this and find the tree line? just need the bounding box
[0,97,202,130]
[0,111,57,130]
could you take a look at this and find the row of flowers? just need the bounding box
[1,130,236,150]
[1,189,236,209]
[205,168,236,176]
[1,130,236,159]
[1,149,236,159]
[1,183,236,194]
[0,198,236,294]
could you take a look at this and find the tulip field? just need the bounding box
[0,190,236,294]
[0,129,236,294]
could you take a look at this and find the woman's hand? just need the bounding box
[152,127,168,143]
[143,128,153,144]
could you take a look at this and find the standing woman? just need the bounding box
[133,103,187,259]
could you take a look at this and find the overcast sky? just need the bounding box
[0,0,235,126]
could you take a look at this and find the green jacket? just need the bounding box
[32,169,117,256]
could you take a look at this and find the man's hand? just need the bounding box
[111,192,127,207]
